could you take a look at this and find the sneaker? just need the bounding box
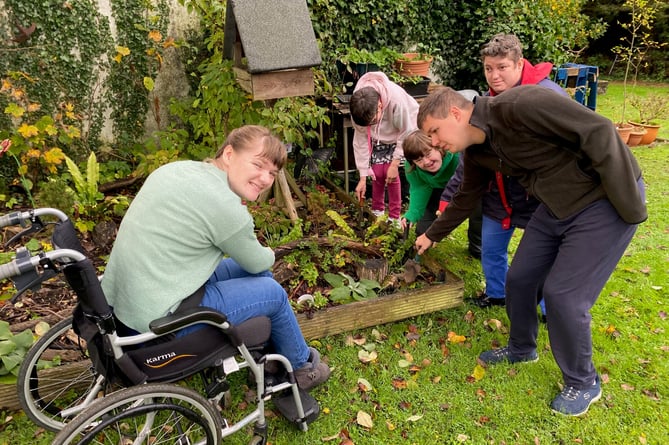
[471,294,505,308]
[294,347,331,391]
[551,376,602,416]
[478,346,538,365]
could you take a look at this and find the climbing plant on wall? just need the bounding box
[107,0,171,150]
[307,0,605,91]
[0,0,112,157]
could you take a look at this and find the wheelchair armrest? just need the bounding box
[149,307,228,335]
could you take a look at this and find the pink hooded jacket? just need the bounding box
[351,72,419,177]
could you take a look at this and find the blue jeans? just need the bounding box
[179,258,309,369]
[482,215,546,315]
[481,215,514,299]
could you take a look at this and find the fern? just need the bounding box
[326,209,356,238]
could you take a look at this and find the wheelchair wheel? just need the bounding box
[18,316,106,431]
[51,383,223,445]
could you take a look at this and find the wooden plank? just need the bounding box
[2,273,464,411]
[0,361,92,411]
[296,270,464,340]
[233,67,314,100]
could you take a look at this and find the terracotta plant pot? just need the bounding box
[616,123,633,144]
[395,52,433,77]
[627,126,646,147]
[628,121,661,145]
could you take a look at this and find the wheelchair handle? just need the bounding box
[0,248,87,281]
[0,208,69,228]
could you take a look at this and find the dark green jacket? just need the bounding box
[426,85,647,242]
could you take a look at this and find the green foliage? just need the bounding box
[309,0,606,91]
[107,0,171,148]
[629,92,669,124]
[0,321,34,381]
[64,152,129,232]
[325,209,356,238]
[323,272,380,303]
[0,0,112,153]
[611,0,667,123]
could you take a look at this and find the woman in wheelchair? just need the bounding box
[101,125,330,391]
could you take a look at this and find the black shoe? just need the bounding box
[471,295,505,308]
[468,246,481,259]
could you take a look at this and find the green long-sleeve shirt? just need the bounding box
[402,152,459,223]
[101,161,274,333]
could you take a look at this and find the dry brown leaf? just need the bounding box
[356,410,374,429]
[392,377,407,389]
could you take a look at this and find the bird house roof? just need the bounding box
[224,0,321,74]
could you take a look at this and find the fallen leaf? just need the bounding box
[641,389,660,400]
[398,359,411,368]
[471,364,486,381]
[352,335,367,346]
[406,414,423,422]
[362,342,377,352]
[357,378,373,392]
[456,434,469,442]
[621,383,635,391]
[371,328,386,342]
[358,349,377,364]
[432,375,442,384]
[408,365,421,374]
[477,415,491,424]
[392,377,407,389]
[386,420,396,431]
[447,331,466,344]
[483,318,504,332]
[34,321,50,337]
[356,410,374,429]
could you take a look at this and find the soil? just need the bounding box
[1,231,105,332]
[1,178,441,332]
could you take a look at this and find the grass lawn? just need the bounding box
[1,84,668,445]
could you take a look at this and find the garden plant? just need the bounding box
[1,81,668,445]
[0,0,668,442]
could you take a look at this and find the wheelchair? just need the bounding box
[0,208,320,444]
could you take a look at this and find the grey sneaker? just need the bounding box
[294,347,330,391]
[478,346,538,365]
[551,376,602,416]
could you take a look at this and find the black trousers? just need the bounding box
[505,179,643,388]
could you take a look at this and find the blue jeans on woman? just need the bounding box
[180,258,310,369]
[482,215,546,315]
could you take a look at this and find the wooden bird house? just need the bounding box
[223,0,322,101]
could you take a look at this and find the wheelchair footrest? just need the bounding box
[273,388,320,426]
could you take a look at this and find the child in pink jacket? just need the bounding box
[349,72,419,222]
